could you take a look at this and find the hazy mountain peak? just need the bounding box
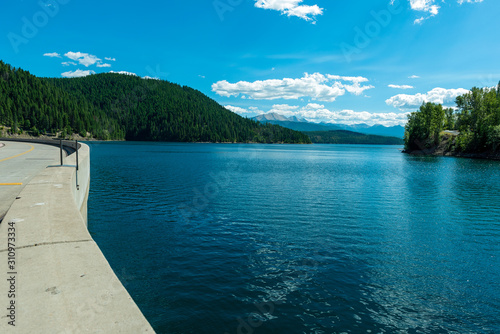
[252,112,309,123]
[253,112,290,122]
[288,115,307,123]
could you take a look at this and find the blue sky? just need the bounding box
[1,0,499,126]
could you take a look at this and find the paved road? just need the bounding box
[0,141,61,220]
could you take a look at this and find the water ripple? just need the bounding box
[87,143,500,334]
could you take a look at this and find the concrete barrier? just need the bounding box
[0,141,155,333]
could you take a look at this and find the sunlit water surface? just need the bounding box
[87,142,500,333]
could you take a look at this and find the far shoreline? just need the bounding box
[403,149,500,161]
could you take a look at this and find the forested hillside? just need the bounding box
[0,61,123,139]
[404,83,500,154]
[0,61,310,144]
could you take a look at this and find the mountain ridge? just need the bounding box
[251,113,405,138]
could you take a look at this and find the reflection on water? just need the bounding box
[87,143,500,333]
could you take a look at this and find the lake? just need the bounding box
[86,142,500,333]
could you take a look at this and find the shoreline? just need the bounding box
[403,149,500,161]
[0,134,309,145]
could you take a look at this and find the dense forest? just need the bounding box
[306,130,403,145]
[0,61,123,139]
[404,83,500,153]
[0,61,310,144]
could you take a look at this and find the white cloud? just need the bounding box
[410,0,439,15]
[105,57,116,61]
[326,75,369,83]
[388,84,414,89]
[386,87,470,110]
[304,103,324,109]
[409,0,439,24]
[212,73,374,102]
[271,104,300,110]
[254,0,323,22]
[248,106,265,114]
[109,71,138,76]
[326,75,374,95]
[269,104,300,116]
[408,75,420,79]
[96,63,112,68]
[344,82,374,95]
[414,16,426,24]
[228,104,409,126]
[225,105,254,114]
[62,61,77,66]
[457,0,483,4]
[43,52,61,58]
[408,0,483,23]
[61,69,95,78]
[111,71,156,80]
[302,109,410,126]
[64,51,101,67]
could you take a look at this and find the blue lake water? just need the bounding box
[86,142,500,333]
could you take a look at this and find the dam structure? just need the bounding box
[0,139,154,333]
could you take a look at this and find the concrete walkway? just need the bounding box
[0,141,61,220]
[0,141,154,333]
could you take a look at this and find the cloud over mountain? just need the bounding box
[386,87,470,110]
[254,0,323,22]
[227,103,409,126]
[61,69,96,78]
[212,73,374,102]
[64,52,101,67]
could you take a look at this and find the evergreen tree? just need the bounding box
[405,84,500,153]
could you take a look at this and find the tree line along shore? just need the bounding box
[404,83,500,159]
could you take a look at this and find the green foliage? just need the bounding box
[45,73,310,143]
[487,125,500,151]
[404,102,445,150]
[30,126,40,137]
[455,129,473,152]
[306,130,403,145]
[444,107,456,130]
[405,82,500,153]
[0,60,122,139]
[0,60,310,144]
[454,84,500,152]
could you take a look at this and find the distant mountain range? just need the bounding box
[251,112,405,138]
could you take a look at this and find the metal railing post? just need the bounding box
[75,140,79,190]
[60,139,63,166]
[76,140,79,171]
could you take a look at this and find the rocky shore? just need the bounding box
[404,133,500,160]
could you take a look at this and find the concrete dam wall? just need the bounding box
[0,141,154,333]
